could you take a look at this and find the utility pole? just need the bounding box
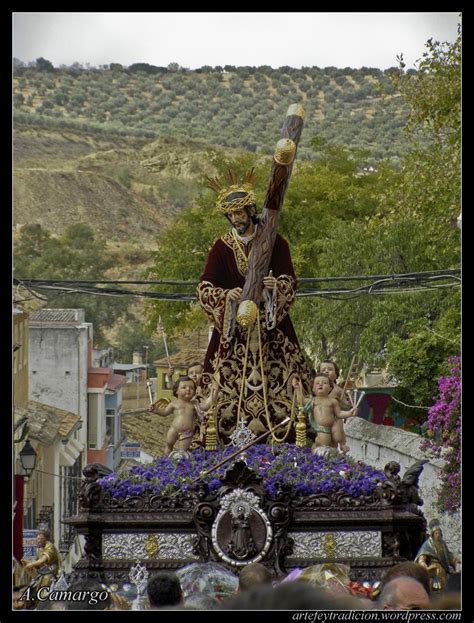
[143,346,149,380]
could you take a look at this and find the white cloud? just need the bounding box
[12,11,460,70]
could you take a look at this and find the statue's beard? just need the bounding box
[234,219,252,235]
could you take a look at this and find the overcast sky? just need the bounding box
[12,12,460,70]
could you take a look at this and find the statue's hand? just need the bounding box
[263,270,277,290]
[228,287,243,302]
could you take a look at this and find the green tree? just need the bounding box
[14,223,131,345]
[112,322,167,364]
[292,26,461,402]
[36,57,55,72]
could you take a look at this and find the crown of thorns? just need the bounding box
[206,168,257,214]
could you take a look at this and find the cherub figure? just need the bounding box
[149,375,217,454]
[164,361,205,395]
[187,362,204,399]
[293,373,357,454]
[148,375,199,455]
[318,360,351,408]
[186,362,208,441]
[318,360,359,453]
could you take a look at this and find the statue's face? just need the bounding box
[36,533,47,547]
[188,365,203,385]
[320,362,337,381]
[312,375,332,396]
[433,529,443,542]
[177,380,195,401]
[228,208,254,236]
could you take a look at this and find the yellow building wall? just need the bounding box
[122,382,151,410]
[155,365,188,401]
[13,312,29,408]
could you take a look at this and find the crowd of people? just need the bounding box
[13,559,460,611]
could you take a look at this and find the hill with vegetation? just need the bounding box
[13,61,414,163]
[13,123,228,241]
[13,62,420,244]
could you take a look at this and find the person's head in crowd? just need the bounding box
[147,572,183,608]
[238,562,273,592]
[13,586,35,610]
[220,581,366,610]
[36,530,50,548]
[377,576,430,610]
[379,561,431,596]
[64,578,112,610]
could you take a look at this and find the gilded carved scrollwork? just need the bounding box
[288,531,382,559]
[206,321,305,444]
[196,280,228,332]
[102,533,199,561]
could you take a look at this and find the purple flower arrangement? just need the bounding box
[420,356,461,513]
[99,444,385,501]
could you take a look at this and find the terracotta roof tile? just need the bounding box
[29,309,85,323]
[14,401,80,446]
[121,410,170,459]
[153,348,207,368]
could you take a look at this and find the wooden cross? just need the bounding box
[237,104,305,325]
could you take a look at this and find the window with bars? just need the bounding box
[58,456,81,552]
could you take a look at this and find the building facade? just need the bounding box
[29,309,92,450]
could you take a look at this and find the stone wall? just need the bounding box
[345,417,461,562]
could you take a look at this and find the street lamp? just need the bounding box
[19,440,37,479]
[13,440,37,565]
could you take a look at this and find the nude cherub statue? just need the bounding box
[148,374,217,454]
[148,375,198,455]
[318,360,358,453]
[292,372,357,454]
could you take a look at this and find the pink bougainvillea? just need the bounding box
[420,356,461,513]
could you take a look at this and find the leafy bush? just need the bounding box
[420,357,461,513]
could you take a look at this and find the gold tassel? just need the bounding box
[296,406,307,448]
[205,406,217,451]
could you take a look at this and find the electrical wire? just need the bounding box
[33,468,83,481]
[15,268,460,286]
[13,269,461,303]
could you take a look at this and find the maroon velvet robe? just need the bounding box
[197,230,310,445]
